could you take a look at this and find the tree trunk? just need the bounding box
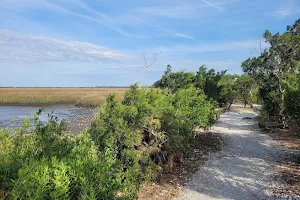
[139,69,144,89]
[225,102,231,110]
[168,151,174,172]
[177,151,184,163]
[278,79,287,128]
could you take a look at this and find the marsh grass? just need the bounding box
[0,88,127,107]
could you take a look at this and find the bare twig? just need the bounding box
[139,51,161,88]
[259,41,263,54]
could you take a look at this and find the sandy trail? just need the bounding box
[175,107,288,200]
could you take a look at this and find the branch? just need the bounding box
[259,41,263,54]
[143,52,161,69]
[139,51,161,88]
[143,50,148,67]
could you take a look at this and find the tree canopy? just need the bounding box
[242,18,300,127]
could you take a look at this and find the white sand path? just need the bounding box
[175,107,292,200]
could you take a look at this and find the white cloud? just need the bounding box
[147,24,196,41]
[0,0,133,37]
[174,33,196,40]
[273,8,300,18]
[201,0,224,12]
[52,0,134,37]
[268,0,300,18]
[136,4,202,18]
[149,39,269,55]
[0,30,131,63]
[136,0,239,18]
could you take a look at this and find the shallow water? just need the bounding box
[0,105,94,129]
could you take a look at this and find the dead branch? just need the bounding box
[139,51,161,88]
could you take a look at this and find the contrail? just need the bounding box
[201,0,224,12]
[174,33,197,41]
[149,24,197,41]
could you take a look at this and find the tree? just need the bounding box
[285,64,300,124]
[194,66,227,104]
[242,18,300,127]
[154,65,230,105]
[153,65,195,93]
[218,74,239,109]
[235,75,258,107]
[194,65,207,89]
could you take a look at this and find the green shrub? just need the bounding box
[165,88,215,150]
[90,87,169,188]
[0,127,37,189]
[1,85,217,199]
[285,74,300,125]
[11,157,70,200]
[0,115,134,199]
[90,85,216,175]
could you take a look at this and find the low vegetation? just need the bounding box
[0,88,127,107]
[0,84,217,199]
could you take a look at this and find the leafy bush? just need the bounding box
[153,65,244,107]
[195,66,227,104]
[0,114,134,199]
[285,71,300,124]
[285,89,300,124]
[153,65,195,93]
[235,75,258,107]
[9,132,131,200]
[166,88,216,150]
[1,85,217,199]
[90,85,216,170]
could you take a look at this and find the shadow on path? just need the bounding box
[176,110,289,200]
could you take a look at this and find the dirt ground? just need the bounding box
[268,127,300,196]
[137,132,225,200]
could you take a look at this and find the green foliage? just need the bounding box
[217,74,239,107]
[285,68,300,124]
[1,85,217,199]
[242,18,300,127]
[90,85,216,173]
[90,90,162,190]
[153,65,195,92]
[153,65,236,106]
[195,66,227,104]
[235,75,258,106]
[0,113,132,199]
[166,88,216,149]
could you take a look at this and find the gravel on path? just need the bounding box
[175,107,297,200]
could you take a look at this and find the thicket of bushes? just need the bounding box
[242,18,300,128]
[285,72,300,125]
[1,114,129,199]
[0,85,217,199]
[153,65,258,108]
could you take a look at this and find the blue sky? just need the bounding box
[0,0,299,87]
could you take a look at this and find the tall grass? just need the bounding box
[0,88,127,107]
